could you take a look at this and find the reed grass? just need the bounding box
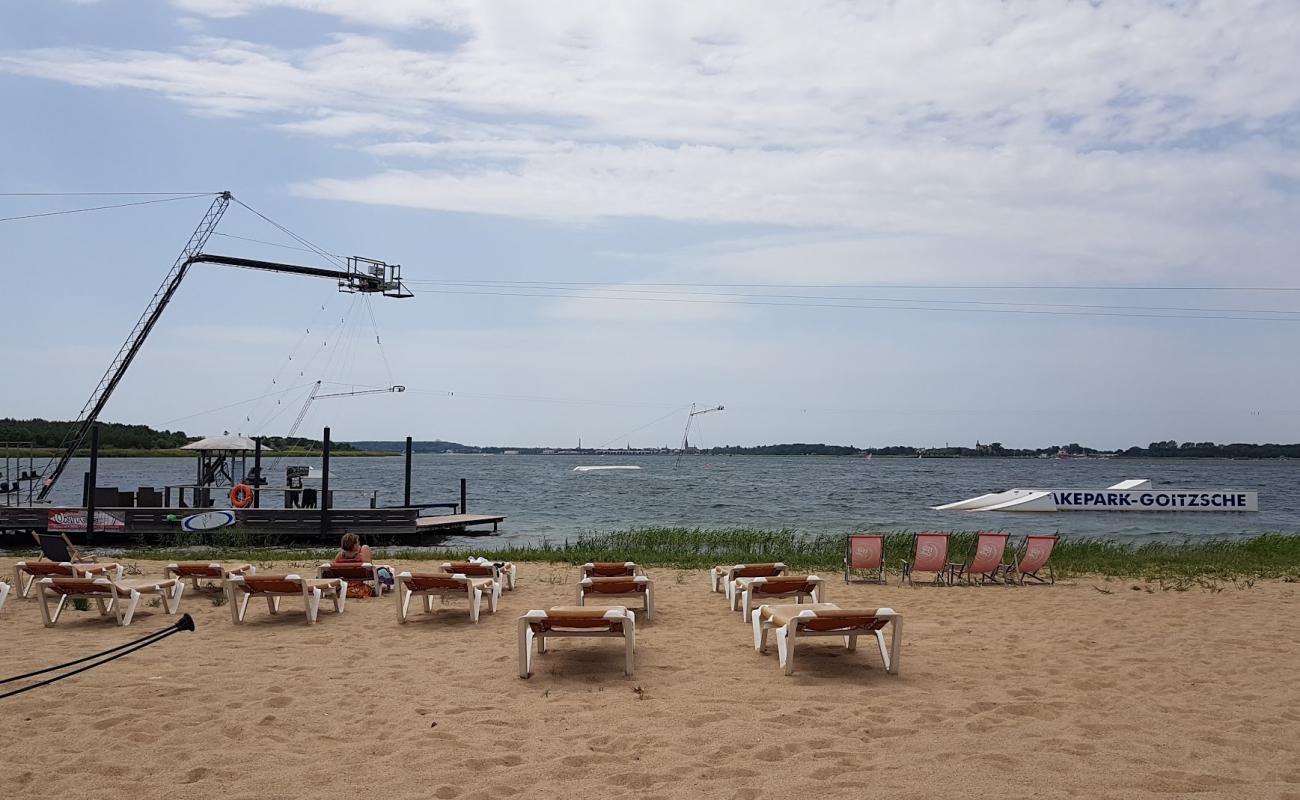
[115,528,1300,582]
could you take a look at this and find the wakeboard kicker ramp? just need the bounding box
[934,479,1259,512]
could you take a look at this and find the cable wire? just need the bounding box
[0,193,215,223]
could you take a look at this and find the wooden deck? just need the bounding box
[0,504,505,545]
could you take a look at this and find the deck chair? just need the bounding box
[579,561,639,578]
[0,579,10,611]
[844,533,886,584]
[165,562,255,591]
[442,560,517,591]
[951,532,1009,585]
[15,533,124,598]
[318,561,393,596]
[713,562,787,603]
[1005,535,1058,585]
[900,532,950,586]
[737,575,825,620]
[226,574,347,625]
[752,602,902,676]
[578,576,654,621]
[37,576,185,627]
[395,571,498,623]
[518,606,636,678]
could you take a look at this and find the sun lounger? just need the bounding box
[165,561,255,590]
[579,561,639,578]
[0,579,11,611]
[901,532,950,586]
[951,532,1009,585]
[844,533,886,584]
[1004,535,1058,585]
[578,575,654,620]
[14,533,124,598]
[518,606,636,678]
[318,561,393,596]
[736,575,825,620]
[441,561,517,591]
[225,574,347,625]
[36,576,185,627]
[712,562,787,602]
[752,602,902,676]
[395,571,498,623]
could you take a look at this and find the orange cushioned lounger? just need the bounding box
[442,560,517,591]
[577,575,654,620]
[713,562,786,600]
[517,606,636,678]
[735,575,825,620]
[37,576,185,627]
[318,561,393,596]
[395,571,497,623]
[752,602,902,676]
[225,574,346,625]
[15,533,123,598]
[165,561,255,590]
[579,561,639,578]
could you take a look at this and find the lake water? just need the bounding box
[28,454,1300,546]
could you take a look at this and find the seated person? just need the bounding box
[335,532,373,564]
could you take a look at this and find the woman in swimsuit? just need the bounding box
[335,531,373,564]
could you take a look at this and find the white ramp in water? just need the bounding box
[934,479,1154,512]
[573,465,642,472]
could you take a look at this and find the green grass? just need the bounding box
[114,527,1300,583]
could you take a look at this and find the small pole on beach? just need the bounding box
[320,427,331,536]
[404,436,413,508]
[460,478,467,515]
[252,437,262,509]
[85,424,100,540]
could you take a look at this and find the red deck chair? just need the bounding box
[1006,535,1058,585]
[952,532,1009,585]
[844,533,886,584]
[900,532,950,586]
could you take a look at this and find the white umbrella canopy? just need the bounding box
[181,434,272,452]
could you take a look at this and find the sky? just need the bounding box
[2,0,1300,450]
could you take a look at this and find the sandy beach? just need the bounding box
[2,558,1298,800]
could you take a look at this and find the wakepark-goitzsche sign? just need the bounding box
[1051,490,1257,511]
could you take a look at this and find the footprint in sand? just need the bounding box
[433,785,461,799]
[182,767,210,784]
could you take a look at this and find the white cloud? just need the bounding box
[2,0,1299,286]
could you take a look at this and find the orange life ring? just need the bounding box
[230,483,254,508]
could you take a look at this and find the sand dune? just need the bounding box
[2,558,1298,799]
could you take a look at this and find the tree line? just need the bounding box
[0,419,354,452]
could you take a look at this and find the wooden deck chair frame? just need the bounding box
[1005,534,1058,585]
[518,607,636,678]
[15,532,124,598]
[0,579,10,611]
[752,603,902,676]
[579,561,639,578]
[900,532,951,587]
[318,561,393,596]
[578,576,654,621]
[441,561,517,591]
[738,575,825,620]
[165,561,255,591]
[714,562,787,602]
[951,532,1010,586]
[225,574,347,625]
[37,576,185,627]
[395,571,498,623]
[844,533,886,584]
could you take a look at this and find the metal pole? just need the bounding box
[320,426,331,536]
[404,436,413,507]
[252,437,262,509]
[460,478,467,515]
[85,425,100,540]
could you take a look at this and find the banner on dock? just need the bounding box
[47,509,126,532]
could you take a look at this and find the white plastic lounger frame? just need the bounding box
[577,575,654,621]
[579,562,639,578]
[0,579,11,611]
[318,561,393,596]
[518,606,636,678]
[14,560,124,599]
[713,562,788,601]
[225,574,347,625]
[752,603,902,676]
[440,561,516,592]
[164,562,255,590]
[395,571,498,623]
[736,575,825,620]
[37,576,185,627]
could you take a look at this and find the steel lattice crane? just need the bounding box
[36,190,412,500]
